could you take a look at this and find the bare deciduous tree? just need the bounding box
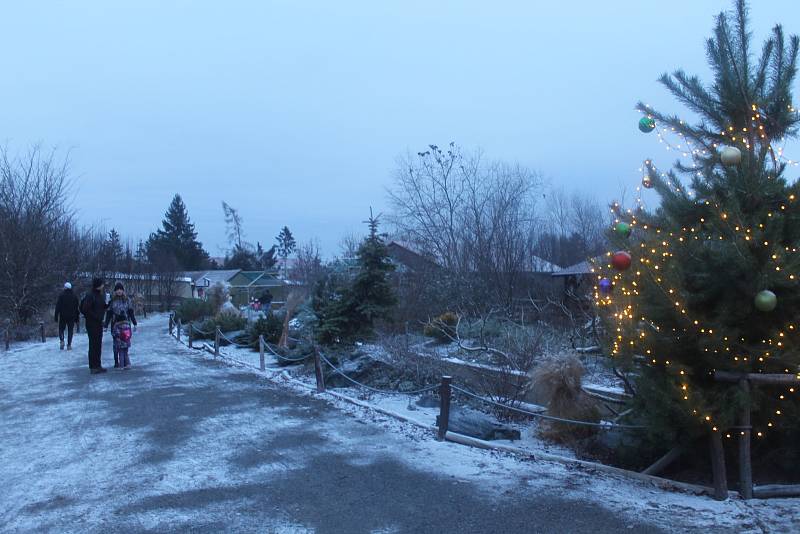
[387,143,544,313]
[0,146,82,324]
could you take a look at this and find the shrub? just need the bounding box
[531,356,600,443]
[423,311,458,342]
[194,313,248,340]
[174,299,215,323]
[248,312,284,345]
[207,283,229,315]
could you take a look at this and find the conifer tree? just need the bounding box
[351,212,396,326]
[599,0,800,452]
[313,211,396,343]
[147,194,210,270]
[276,226,297,277]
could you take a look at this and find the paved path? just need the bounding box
[0,315,690,533]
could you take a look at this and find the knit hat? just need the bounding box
[64,282,72,290]
[92,277,104,289]
[114,282,124,292]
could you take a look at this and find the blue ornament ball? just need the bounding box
[599,278,613,295]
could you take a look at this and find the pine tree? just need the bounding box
[599,0,800,452]
[351,212,396,326]
[313,211,396,344]
[276,226,297,277]
[100,228,124,273]
[146,194,210,270]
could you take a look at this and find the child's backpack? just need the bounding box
[119,324,132,343]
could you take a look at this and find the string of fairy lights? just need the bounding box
[640,102,800,167]
[594,106,800,439]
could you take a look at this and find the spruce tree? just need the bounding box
[600,0,800,453]
[351,213,396,327]
[313,212,396,344]
[101,228,124,273]
[147,194,210,270]
[276,226,297,277]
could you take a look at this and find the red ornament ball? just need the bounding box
[611,251,632,271]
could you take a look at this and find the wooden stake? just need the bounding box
[714,370,798,385]
[738,379,753,499]
[313,346,325,393]
[4,327,10,351]
[259,335,265,371]
[709,430,728,501]
[40,322,45,343]
[214,328,220,357]
[176,319,181,343]
[642,446,683,476]
[188,322,193,349]
[169,315,174,336]
[437,376,452,441]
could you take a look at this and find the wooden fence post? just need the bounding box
[259,335,265,371]
[169,315,174,336]
[437,376,452,441]
[39,321,45,343]
[4,327,10,351]
[709,430,729,501]
[176,319,182,343]
[739,379,753,500]
[188,322,193,349]
[313,346,325,393]
[214,328,220,357]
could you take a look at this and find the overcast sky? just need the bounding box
[2,1,799,258]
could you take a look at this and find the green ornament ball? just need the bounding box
[754,290,777,312]
[638,117,656,133]
[615,222,632,238]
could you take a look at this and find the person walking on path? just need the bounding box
[81,277,108,374]
[54,282,79,351]
[104,282,137,369]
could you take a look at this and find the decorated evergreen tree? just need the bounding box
[147,194,210,270]
[598,0,800,475]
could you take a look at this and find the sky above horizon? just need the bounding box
[2,1,799,258]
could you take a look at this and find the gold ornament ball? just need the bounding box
[720,146,742,166]
[642,175,654,189]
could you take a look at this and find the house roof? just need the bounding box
[551,256,604,277]
[230,271,287,288]
[387,241,440,271]
[528,255,560,273]
[186,269,242,286]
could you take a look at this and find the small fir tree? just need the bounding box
[312,211,396,343]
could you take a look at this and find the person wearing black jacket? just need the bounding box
[54,282,79,350]
[81,277,108,374]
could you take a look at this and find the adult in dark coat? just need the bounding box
[54,282,80,350]
[81,277,108,374]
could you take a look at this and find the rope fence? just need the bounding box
[451,385,647,430]
[167,314,643,434]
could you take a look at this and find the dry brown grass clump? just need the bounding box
[531,356,600,443]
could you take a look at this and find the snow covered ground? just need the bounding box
[1,314,797,533]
